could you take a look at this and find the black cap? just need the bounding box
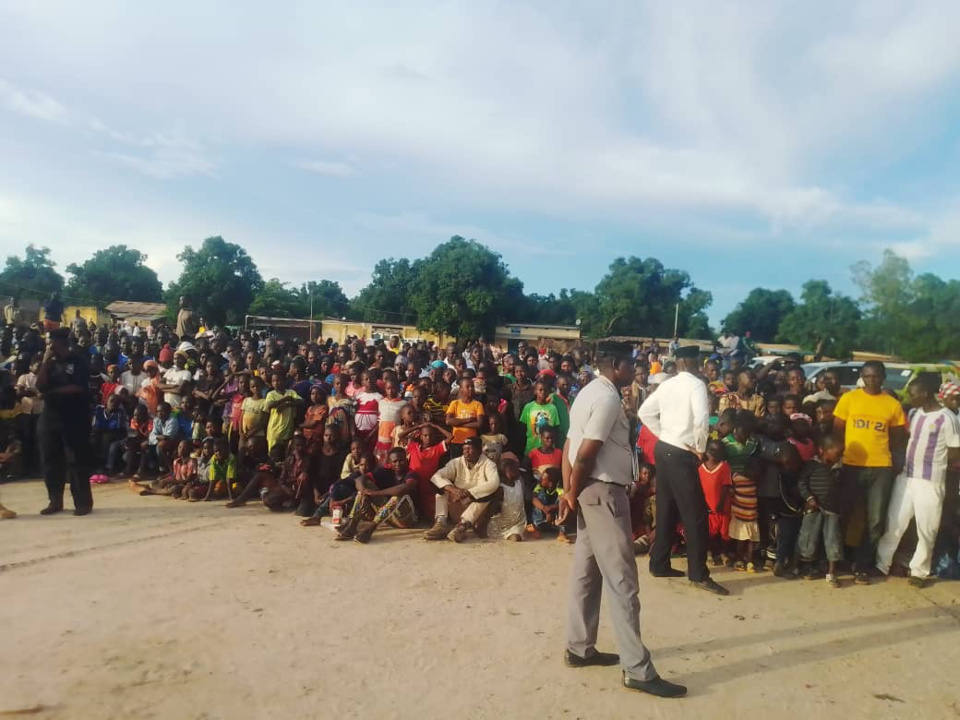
[463,436,483,448]
[595,341,634,357]
[675,345,700,359]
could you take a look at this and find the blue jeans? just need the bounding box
[799,510,843,562]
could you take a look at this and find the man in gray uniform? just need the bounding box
[559,342,686,699]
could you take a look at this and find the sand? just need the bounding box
[1,479,959,720]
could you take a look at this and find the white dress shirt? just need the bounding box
[430,455,500,499]
[638,371,710,454]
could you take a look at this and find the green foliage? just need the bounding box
[165,236,263,326]
[65,245,162,305]
[852,249,916,355]
[877,272,960,361]
[586,257,713,339]
[721,288,795,342]
[295,280,350,319]
[0,244,64,300]
[248,278,304,318]
[249,279,351,320]
[777,280,861,359]
[407,236,516,340]
[352,258,419,325]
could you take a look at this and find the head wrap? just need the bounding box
[939,381,960,400]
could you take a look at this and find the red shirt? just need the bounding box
[528,447,562,476]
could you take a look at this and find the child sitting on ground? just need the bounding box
[730,457,762,573]
[484,452,527,542]
[340,438,363,479]
[527,466,571,542]
[182,438,215,501]
[698,439,732,566]
[797,435,845,587]
[147,440,196,497]
[629,462,657,555]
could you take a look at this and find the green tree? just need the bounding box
[777,280,861,359]
[408,236,516,340]
[678,287,714,340]
[248,278,303,318]
[587,257,712,338]
[295,280,350,320]
[352,258,419,325]
[64,245,163,305]
[891,274,960,361]
[0,244,64,300]
[721,288,795,342]
[851,249,914,355]
[165,236,263,326]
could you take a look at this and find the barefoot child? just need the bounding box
[528,465,565,540]
[699,439,732,566]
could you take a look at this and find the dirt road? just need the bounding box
[1,480,958,719]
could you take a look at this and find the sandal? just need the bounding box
[734,561,747,572]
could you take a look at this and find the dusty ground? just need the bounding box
[1,479,959,720]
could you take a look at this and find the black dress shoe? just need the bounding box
[73,506,93,516]
[690,578,729,596]
[622,672,687,698]
[40,503,64,516]
[564,649,620,667]
[650,568,685,578]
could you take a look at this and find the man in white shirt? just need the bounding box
[119,357,145,396]
[639,345,728,596]
[558,342,686,699]
[876,373,960,587]
[424,436,501,543]
[157,351,193,411]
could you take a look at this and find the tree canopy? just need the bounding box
[165,236,263,326]
[248,278,350,320]
[587,257,713,339]
[777,280,861,359]
[65,245,163,305]
[721,288,795,342]
[0,244,64,301]
[408,237,516,340]
[351,258,419,325]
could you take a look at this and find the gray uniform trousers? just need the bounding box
[566,479,658,682]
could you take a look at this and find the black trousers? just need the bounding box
[650,441,709,582]
[39,412,93,509]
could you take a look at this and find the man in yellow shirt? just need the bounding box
[833,361,907,585]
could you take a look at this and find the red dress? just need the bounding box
[699,460,732,539]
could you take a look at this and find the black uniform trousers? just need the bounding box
[649,441,709,582]
[39,410,93,509]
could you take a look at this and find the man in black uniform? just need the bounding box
[36,327,93,516]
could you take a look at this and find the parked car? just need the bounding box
[803,361,958,399]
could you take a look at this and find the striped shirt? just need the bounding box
[905,407,960,483]
[731,472,758,522]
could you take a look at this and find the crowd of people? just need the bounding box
[0,307,958,589]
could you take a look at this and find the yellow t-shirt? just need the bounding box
[833,389,905,467]
[446,399,484,445]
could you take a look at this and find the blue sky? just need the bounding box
[1,1,959,327]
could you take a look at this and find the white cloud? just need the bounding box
[292,159,359,178]
[0,77,68,122]
[1,0,959,297]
